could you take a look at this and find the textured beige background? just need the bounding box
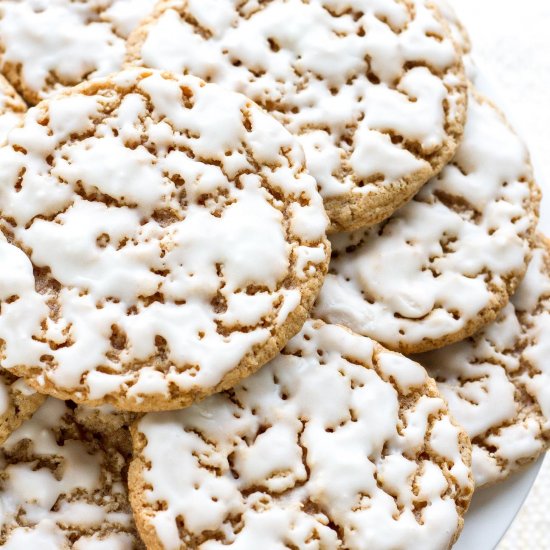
[448,1,550,548]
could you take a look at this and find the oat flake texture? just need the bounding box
[126,0,467,231]
[314,90,540,354]
[0,68,330,411]
[129,320,473,550]
[416,235,550,487]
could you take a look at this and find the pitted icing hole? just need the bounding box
[130,320,473,550]
[415,236,550,487]
[0,68,329,410]
[314,90,540,354]
[126,0,467,230]
[0,397,140,547]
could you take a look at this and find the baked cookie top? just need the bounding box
[0,74,26,143]
[0,0,156,105]
[126,0,467,232]
[0,397,142,548]
[129,320,473,550]
[416,235,550,487]
[0,68,329,411]
[314,89,540,354]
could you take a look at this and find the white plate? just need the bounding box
[455,458,543,549]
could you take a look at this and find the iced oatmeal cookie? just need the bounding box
[129,320,473,550]
[0,68,329,411]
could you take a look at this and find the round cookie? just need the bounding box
[0,397,143,549]
[0,68,330,411]
[434,0,471,55]
[0,74,26,143]
[0,370,44,445]
[314,89,540,354]
[415,235,550,487]
[101,0,158,38]
[126,0,468,232]
[0,0,157,105]
[129,320,473,550]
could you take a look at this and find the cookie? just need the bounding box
[0,68,330,411]
[101,0,158,38]
[314,89,540,354]
[126,0,468,232]
[415,235,550,487]
[0,231,46,444]
[0,0,156,105]
[0,369,44,445]
[0,397,143,548]
[0,74,26,143]
[434,0,471,55]
[129,320,473,550]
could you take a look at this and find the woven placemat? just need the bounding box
[498,456,550,549]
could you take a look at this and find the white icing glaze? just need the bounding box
[2,520,67,550]
[133,320,472,550]
[433,0,470,55]
[416,239,550,486]
[102,0,157,38]
[314,90,537,351]
[0,69,329,409]
[129,0,464,212]
[0,0,156,103]
[0,397,138,547]
[0,75,25,145]
[0,221,43,436]
[10,379,36,396]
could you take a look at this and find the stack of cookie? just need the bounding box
[0,1,546,548]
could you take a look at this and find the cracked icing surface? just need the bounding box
[415,235,550,487]
[0,75,25,144]
[314,90,540,354]
[126,0,467,232]
[0,0,157,105]
[0,68,329,411]
[0,397,143,549]
[129,320,473,550]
